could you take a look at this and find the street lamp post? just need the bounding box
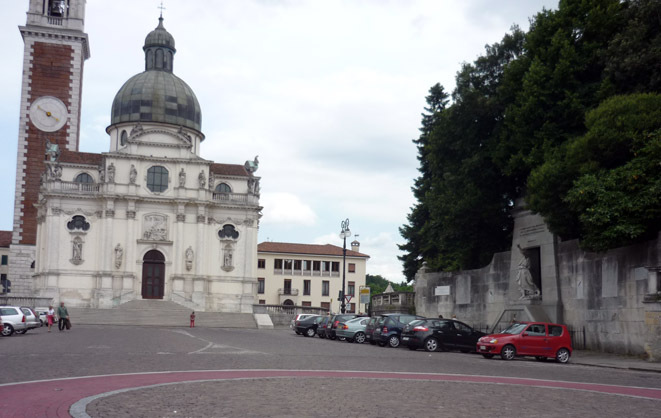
[339,218,351,314]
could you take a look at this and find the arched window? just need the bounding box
[215,183,231,193]
[147,166,169,193]
[218,224,239,240]
[120,130,128,146]
[155,49,164,69]
[67,215,90,231]
[74,173,94,184]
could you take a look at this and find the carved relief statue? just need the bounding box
[98,166,105,183]
[198,170,206,188]
[107,163,116,183]
[129,165,138,184]
[179,168,186,187]
[516,244,541,299]
[48,164,63,180]
[185,246,194,271]
[143,214,168,241]
[114,243,123,269]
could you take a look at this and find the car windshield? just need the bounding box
[408,320,426,327]
[501,323,528,335]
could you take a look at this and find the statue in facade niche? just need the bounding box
[114,243,123,269]
[98,166,105,183]
[107,163,116,183]
[45,139,60,162]
[516,244,541,299]
[129,165,137,184]
[198,170,206,188]
[179,169,186,187]
[185,246,194,271]
[71,237,83,265]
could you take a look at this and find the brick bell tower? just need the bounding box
[9,0,90,295]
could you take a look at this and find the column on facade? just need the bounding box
[125,198,137,293]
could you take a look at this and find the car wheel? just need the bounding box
[482,353,494,359]
[338,337,346,341]
[424,337,439,352]
[535,356,548,362]
[15,329,27,335]
[354,332,366,344]
[329,335,336,340]
[388,335,401,348]
[556,348,571,364]
[500,344,516,360]
[2,324,14,337]
[305,328,316,338]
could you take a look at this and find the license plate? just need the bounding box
[480,345,486,350]
[402,337,409,341]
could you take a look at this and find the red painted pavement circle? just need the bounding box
[1,369,660,417]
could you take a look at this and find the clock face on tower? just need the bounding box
[29,96,68,132]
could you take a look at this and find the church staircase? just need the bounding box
[67,300,257,328]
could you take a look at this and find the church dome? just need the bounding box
[109,17,201,133]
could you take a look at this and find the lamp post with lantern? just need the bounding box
[339,218,351,314]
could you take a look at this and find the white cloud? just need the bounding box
[260,192,317,227]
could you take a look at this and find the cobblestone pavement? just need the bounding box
[1,325,660,417]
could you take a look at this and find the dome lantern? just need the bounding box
[109,16,201,134]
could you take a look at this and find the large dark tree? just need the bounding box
[400,0,661,281]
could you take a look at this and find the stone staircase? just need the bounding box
[67,299,257,328]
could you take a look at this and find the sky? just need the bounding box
[0,0,557,283]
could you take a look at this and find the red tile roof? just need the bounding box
[258,242,369,258]
[210,163,249,177]
[0,230,12,247]
[59,150,103,165]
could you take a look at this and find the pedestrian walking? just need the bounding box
[47,305,55,332]
[57,302,69,331]
[190,311,196,328]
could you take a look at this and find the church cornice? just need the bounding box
[19,25,90,59]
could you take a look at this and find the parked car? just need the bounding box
[402,319,485,352]
[477,321,573,363]
[364,317,380,345]
[294,315,326,337]
[372,313,425,348]
[291,314,319,334]
[327,314,360,340]
[335,317,370,343]
[316,316,331,339]
[0,306,28,336]
[16,307,41,334]
[35,307,50,326]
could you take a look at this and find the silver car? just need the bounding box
[0,306,29,336]
[334,317,370,343]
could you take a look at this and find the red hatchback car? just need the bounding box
[477,321,572,363]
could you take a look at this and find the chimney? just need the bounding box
[351,240,360,252]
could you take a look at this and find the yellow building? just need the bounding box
[256,241,369,313]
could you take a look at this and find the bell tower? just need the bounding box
[9,0,90,295]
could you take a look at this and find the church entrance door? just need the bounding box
[142,250,165,299]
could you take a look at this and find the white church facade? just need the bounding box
[16,2,261,312]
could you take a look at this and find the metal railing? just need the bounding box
[277,288,299,296]
[253,304,329,315]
